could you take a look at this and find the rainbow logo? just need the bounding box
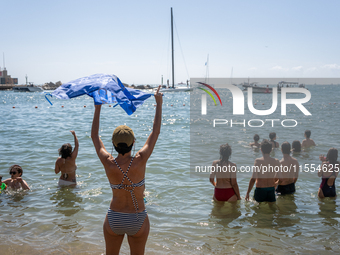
[197,82,222,106]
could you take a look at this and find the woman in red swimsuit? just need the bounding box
[209,143,241,202]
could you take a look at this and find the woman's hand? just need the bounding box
[15,177,23,183]
[70,130,76,136]
[154,85,163,105]
[319,154,326,162]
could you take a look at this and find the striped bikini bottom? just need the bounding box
[107,208,147,236]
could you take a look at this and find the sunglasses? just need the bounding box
[10,171,18,175]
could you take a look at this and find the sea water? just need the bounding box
[0,86,340,254]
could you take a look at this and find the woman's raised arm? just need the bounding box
[91,105,111,166]
[138,85,163,161]
[70,130,79,159]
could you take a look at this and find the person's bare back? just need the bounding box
[301,138,316,148]
[245,139,279,202]
[301,130,316,148]
[254,156,280,188]
[279,155,299,186]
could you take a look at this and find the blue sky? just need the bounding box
[1,0,340,85]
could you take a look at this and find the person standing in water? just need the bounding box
[292,140,302,154]
[210,143,241,202]
[276,142,299,195]
[301,130,316,148]
[245,140,279,202]
[91,86,163,255]
[55,130,79,186]
[269,132,279,149]
[249,134,260,148]
[318,148,339,198]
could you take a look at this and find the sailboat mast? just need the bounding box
[171,7,174,88]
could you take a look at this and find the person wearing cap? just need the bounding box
[91,85,163,254]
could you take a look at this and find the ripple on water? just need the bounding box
[1,88,340,254]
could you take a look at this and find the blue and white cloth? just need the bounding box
[47,74,152,115]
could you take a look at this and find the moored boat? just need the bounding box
[159,8,192,93]
[242,81,307,93]
[12,84,43,92]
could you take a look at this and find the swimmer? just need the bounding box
[292,140,302,153]
[209,143,241,202]
[269,132,279,149]
[318,148,339,198]
[276,142,299,195]
[249,134,260,148]
[3,165,30,190]
[91,85,163,254]
[301,130,316,148]
[55,130,79,186]
[245,140,279,202]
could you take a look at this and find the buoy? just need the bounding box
[262,103,264,105]
[35,106,38,108]
[154,104,156,106]
[109,105,111,107]
[183,104,185,106]
[171,104,173,107]
[12,106,15,108]
[84,105,86,108]
[61,105,64,108]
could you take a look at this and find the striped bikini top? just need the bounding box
[110,157,145,216]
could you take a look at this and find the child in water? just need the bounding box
[0,175,7,193]
[249,134,260,148]
[3,165,30,190]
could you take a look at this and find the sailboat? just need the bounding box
[160,8,193,92]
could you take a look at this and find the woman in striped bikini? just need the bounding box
[91,86,163,255]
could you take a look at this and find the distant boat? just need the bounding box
[241,81,307,93]
[160,86,192,92]
[12,75,43,92]
[160,8,193,93]
[12,83,43,92]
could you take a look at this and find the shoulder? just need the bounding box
[3,178,11,184]
[254,158,262,164]
[212,160,220,165]
[129,153,145,167]
[56,157,63,163]
[229,161,236,167]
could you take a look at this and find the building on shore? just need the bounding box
[0,67,18,85]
